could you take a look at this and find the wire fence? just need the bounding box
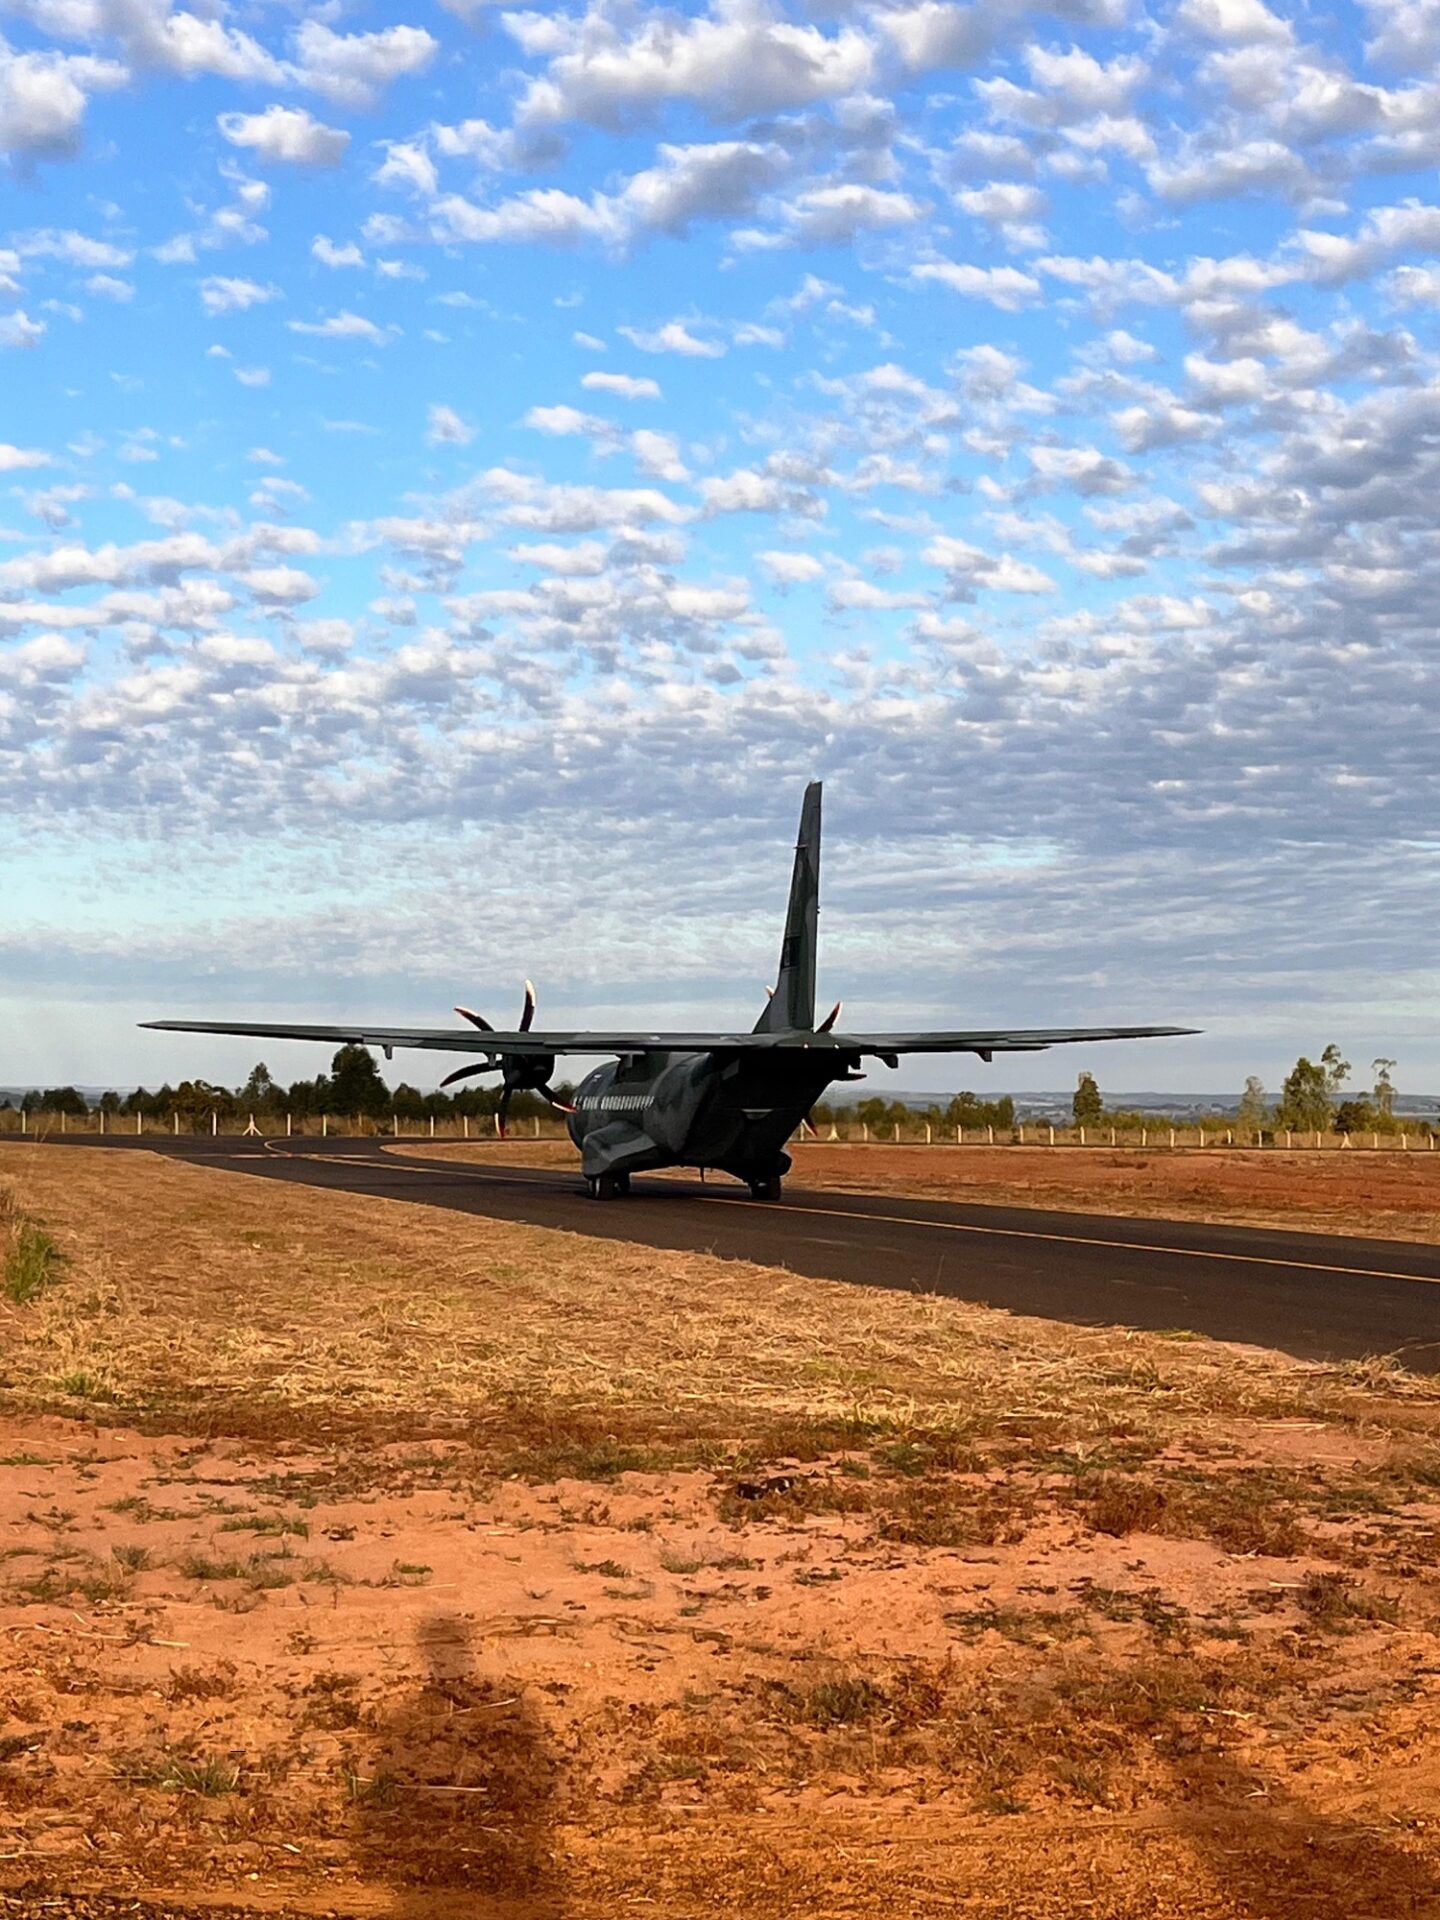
[1,1109,1435,1152]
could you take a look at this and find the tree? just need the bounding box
[327,1045,389,1118]
[240,1061,279,1110]
[1237,1076,1268,1129]
[943,1091,1015,1130]
[25,1086,87,1116]
[1372,1058,1397,1125]
[1276,1045,1349,1132]
[1072,1072,1103,1127]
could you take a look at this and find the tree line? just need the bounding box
[2,1046,566,1126]
[1070,1050,1427,1135]
[5,1044,1428,1136]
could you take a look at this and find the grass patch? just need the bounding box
[2,1195,61,1306]
[1296,1570,1401,1632]
[115,1750,244,1795]
[218,1512,310,1538]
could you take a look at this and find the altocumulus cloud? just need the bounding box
[2,0,1439,1088]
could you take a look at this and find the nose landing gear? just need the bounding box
[585,1171,631,1200]
[748,1175,783,1202]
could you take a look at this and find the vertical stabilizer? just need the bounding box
[754,781,821,1033]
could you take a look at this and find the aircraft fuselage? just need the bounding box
[568,1048,847,1198]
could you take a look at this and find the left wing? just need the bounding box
[141,1019,1197,1060]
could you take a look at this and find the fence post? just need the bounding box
[19,1111,25,1135]
[1141,1127,1147,1146]
[99,1109,105,1135]
[987,1124,994,1145]
[1402,1133,1409,1151]
[894,1121,901,1143]
[173,1111,179,1136]
[861,1122,868,1142]
[136,1112,142,1136]
[1079,1125,1085,1146]
[429,1115,436,1138]
[211,1111,217,1137]
[534,1117,540,1139]
[1018,1124,1024,1144]
[60,1111,66,1135]
[286,1111,292,1138]
[956,1126,962,1145]
[925,1121,932,1145]
[322,1113,328,1138]
[1285,1130,1291,1148]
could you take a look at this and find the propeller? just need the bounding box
[440,980,574,1136]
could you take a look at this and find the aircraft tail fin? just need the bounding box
[754,780,821,1034]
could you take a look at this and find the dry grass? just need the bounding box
[4,1146,1440,1917]
[0,1147,1434,1460]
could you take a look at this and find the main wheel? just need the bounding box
[749,1175,783,1202]
[588,1172,623,1201]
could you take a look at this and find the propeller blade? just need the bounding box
[496,1086,512,1139]
[818,1000,842,1034]
[455,1005,494,1033]
[520,978,536,1033]
[439,1059,503,1089]
[540,1083,576,1115]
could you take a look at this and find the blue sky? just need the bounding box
[3,0,1439,1099]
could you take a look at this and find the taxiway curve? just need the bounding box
[12,1133,1440,1371]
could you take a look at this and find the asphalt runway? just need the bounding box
[13,1132,1440,1371]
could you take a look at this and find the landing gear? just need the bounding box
[585,1171,631,1200]
[749,1175,783,1202]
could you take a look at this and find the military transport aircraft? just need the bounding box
[143,783,1195,1201]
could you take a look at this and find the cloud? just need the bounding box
[923,535,1057,594]
[312,235,364,268]
[631,428,688,482]
[616,138,790,236]
[0,309,44,348]
[618,320,724,356]
[581,371,661,400]
[426,403,475,447]
[0,43,126,161]
[0,443,50,470]
[199,275,278,315]
[15,226,131,267]
[910,261,1041,308]
[759,549,826,585]
[511,7,875,127]
[287,310,390,343]
[218,106,349,169]
[740,183,924,249]
[291,20,438,109]
[1148,138,1313,204]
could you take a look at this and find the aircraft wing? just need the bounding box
[141,1019,1197,1059]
